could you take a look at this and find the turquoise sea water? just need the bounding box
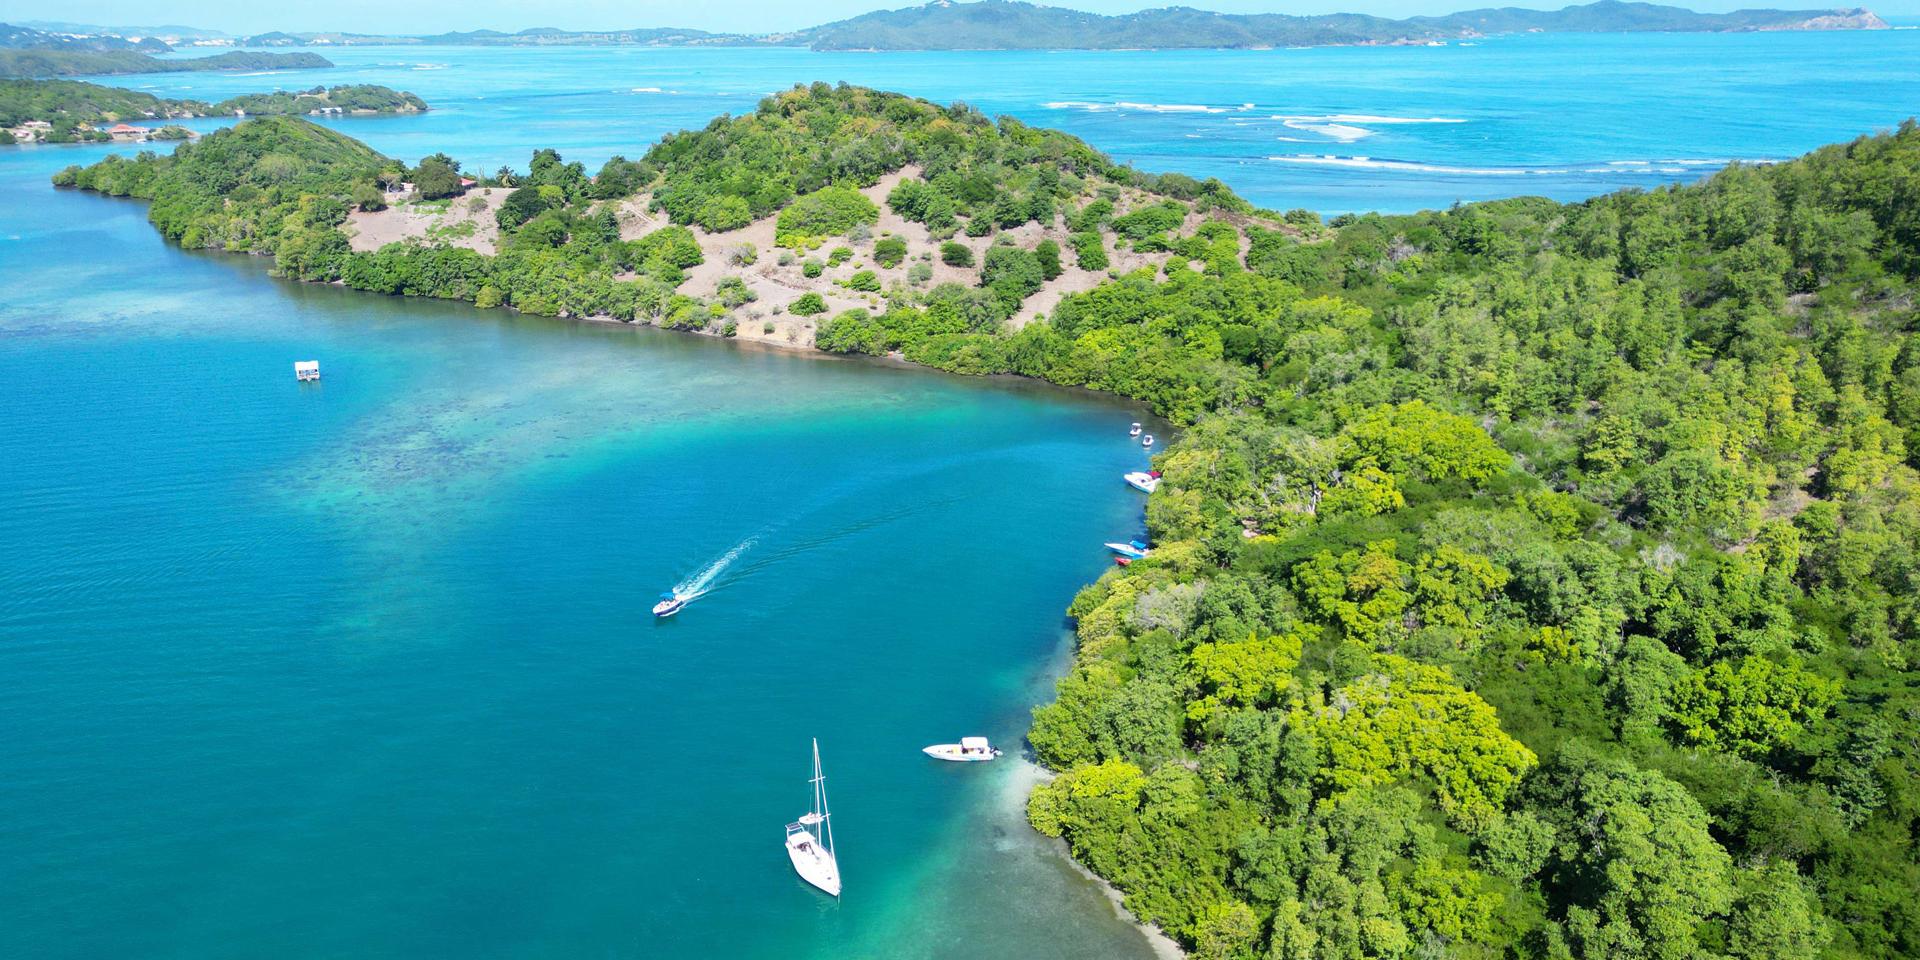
[78,28,1920,213]
[0,153,1163,956]
[4,29,1919,959]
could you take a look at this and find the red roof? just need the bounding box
[107,123,149,133]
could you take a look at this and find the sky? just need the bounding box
[16,0,1915,37]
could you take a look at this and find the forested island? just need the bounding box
[0,47,331,78]
[47,0,1888,52]
[54,86,1920,959]
[0,80,425,144]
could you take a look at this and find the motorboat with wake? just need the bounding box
[1124,470,1161,493]
[652,592,687,618]
[1105,539,1151,561]
[785,738,841,897]
[923,736,1001,762]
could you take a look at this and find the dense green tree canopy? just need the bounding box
[54,99,1920,960]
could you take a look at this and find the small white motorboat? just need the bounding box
[1105,540,1151,560]
[1128,422,1142,437]
[652,592,687,618]
[1141,434,1155,448]
[785,738,841,897]
[1124,470,1161,493]
[923,736,1001,762]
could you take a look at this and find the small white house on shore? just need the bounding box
[294,360,320,381]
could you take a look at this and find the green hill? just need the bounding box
[0,48,331,78]
[53,90,1920,959]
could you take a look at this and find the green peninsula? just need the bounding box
[1,80,426,144]
[54,87,1920,959]
[0,47,331,78]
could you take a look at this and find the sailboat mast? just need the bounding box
[812,738,837,875]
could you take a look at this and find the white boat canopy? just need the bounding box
[961,736,992,753]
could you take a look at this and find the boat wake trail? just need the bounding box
[674,536,757,601]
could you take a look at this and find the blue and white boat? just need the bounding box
[1104,539,1151,560]
[652,592,687,618]
[1124,470,1161,493]
[923,736,1002,762]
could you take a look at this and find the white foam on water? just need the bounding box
[1041,100,1229,113]
[1270,113,1466,125]
[675,536,757,600]
[1266,154,1559,175]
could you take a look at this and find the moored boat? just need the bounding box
[1128,422,1142,437]
[1141,434,1155,448]
[1124,470,1161,493]
[923,736,1001,762]
[1105,539,1151,560]
[785,738,840,897]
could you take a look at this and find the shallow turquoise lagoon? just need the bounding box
[5,27,1918,956]
[0,149,1164,958]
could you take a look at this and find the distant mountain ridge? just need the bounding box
[790,0,1890,50]
[0,27,334,77]
[6,0,1893,54]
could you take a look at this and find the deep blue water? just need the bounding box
[75,28,1920,213]
[3,29,1917,959]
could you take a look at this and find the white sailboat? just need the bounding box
[784,738,841,897]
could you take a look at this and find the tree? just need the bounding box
[1526,747,1734,960]
[1727,861,1831,960]
[495,185,554,230]
[413,154,463,199]
[1666,657,1840,757]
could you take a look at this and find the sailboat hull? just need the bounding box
[785,828,841,896]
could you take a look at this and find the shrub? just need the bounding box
[728,243,758,267]
[1070,231,1108,271]
[941,242,974,267]
[775,184,878,247]
[845,270,881,292]
[715,276,755,308]
[802,259,824,278]
[981,245,1045,314]
[351,182,387,212]
[908,262,933,284]
[790,292,827,316]
[874,236,908,268]
[697,195,753,232]
[1034,238,1063,280]
[828,246,855,266]
[1111,200,1187,240]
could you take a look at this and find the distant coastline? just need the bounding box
[8,0,1893,55]
[0,79,425,144]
